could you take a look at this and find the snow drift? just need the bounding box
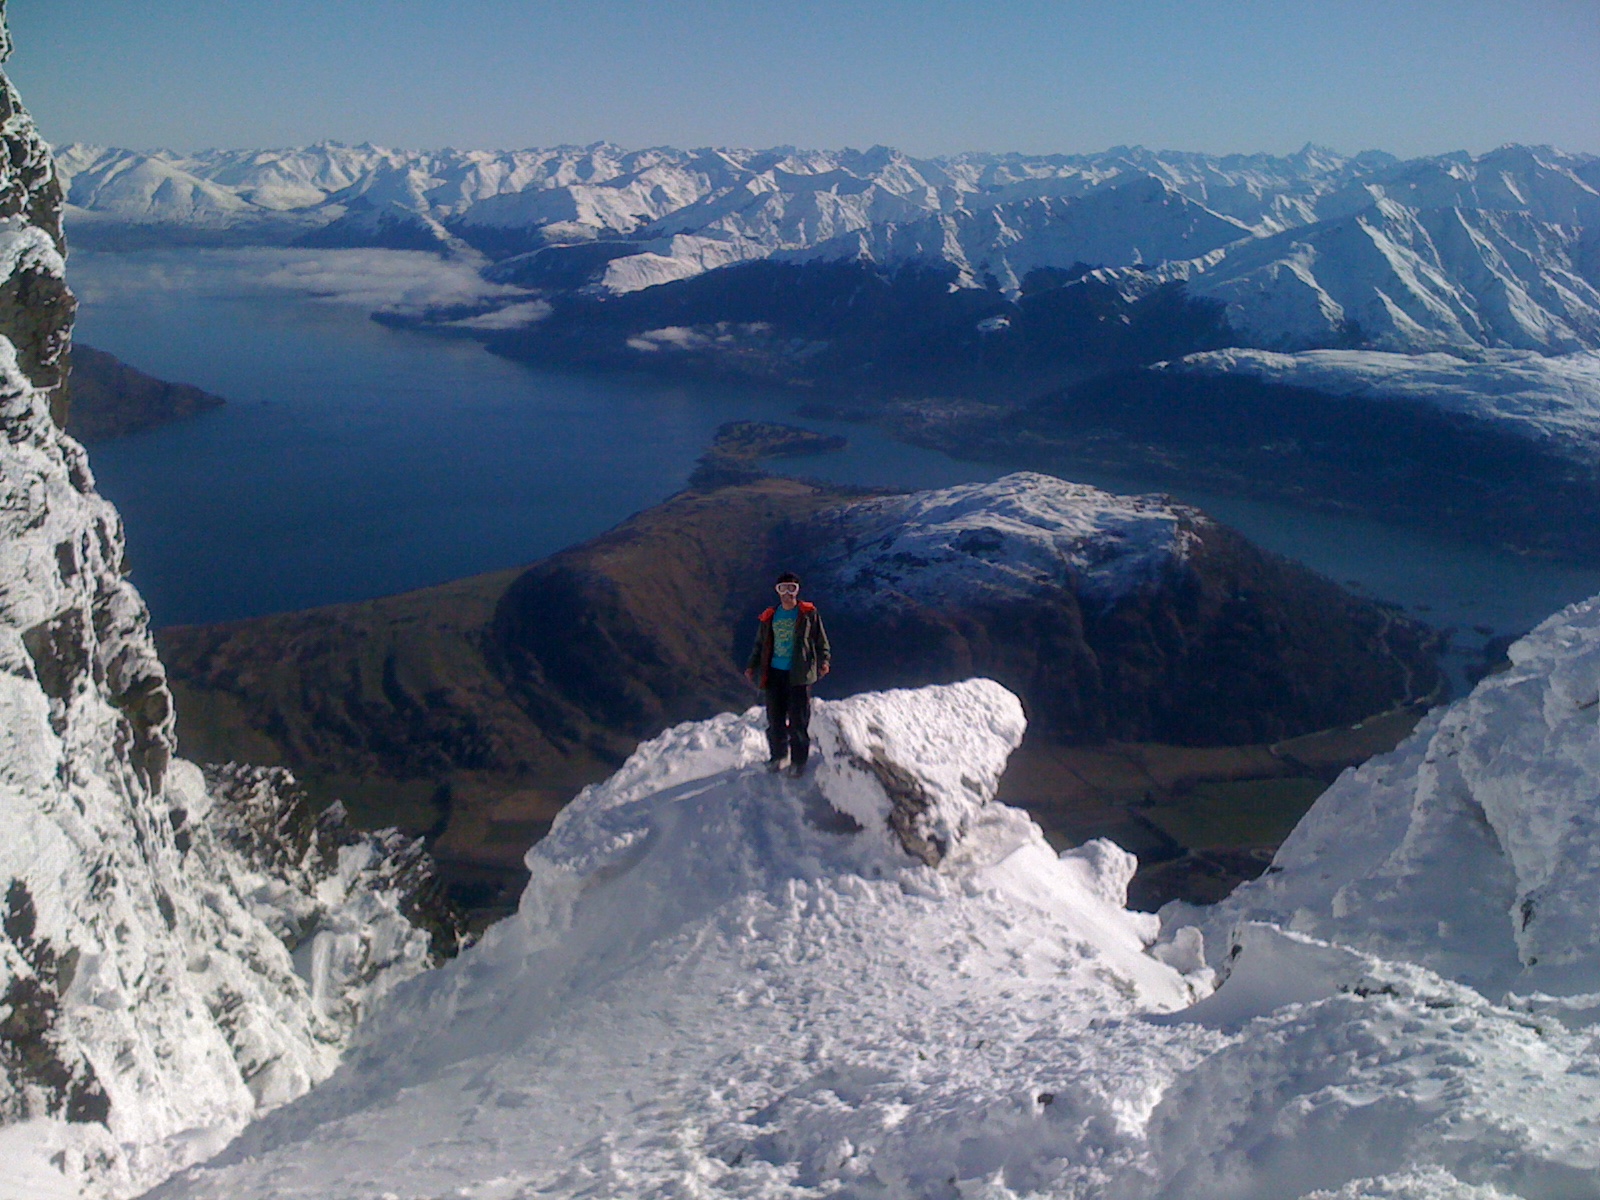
[149,639,1600,1198]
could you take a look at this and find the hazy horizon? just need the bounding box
[44,135,1600,162]
[12,1,1598,162]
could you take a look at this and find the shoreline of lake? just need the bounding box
[70,247,1600,694]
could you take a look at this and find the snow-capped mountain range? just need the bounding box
[56,141,1600,356]
[20,24,1600,1196]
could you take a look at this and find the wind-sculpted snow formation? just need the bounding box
[150,651,1600,1199]
[55,140,1600,355]
[146,681,1217,1199]
[1185,593,1600,1004]
[0,14,448,1198]
[1146,597,1600,1194]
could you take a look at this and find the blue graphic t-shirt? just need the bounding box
[770,606,798,672]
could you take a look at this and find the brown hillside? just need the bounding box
[160,474,1442,920]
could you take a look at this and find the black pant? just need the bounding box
[764,674,811,765]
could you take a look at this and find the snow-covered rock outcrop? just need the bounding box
[147,681,1219,1199]
[147,656,1600,1199]
[811,471,1206,610]
[0,13,451,1197]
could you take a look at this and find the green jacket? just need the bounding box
[748,600,831,687]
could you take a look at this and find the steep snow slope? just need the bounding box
[0,15,447,1199]
[1149,200,1600,352]
[1168,347,1600,462]
[151,665,1600,1200]
[784,176,1250,296]
[147,682,1219,1200]
[1314,144,1600,230]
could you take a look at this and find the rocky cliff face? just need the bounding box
[0,10,452,1196]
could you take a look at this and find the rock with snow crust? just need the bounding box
[0,14,451,1197]
[1179,592,1600,1002]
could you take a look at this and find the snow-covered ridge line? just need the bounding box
[56,140,1600,353]
[153,655,1600,1199]
[1166,347,1600,461]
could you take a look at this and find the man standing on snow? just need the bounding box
[745,571,831,777]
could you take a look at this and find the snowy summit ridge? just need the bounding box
[150,681,1214,1200]
[152,640,1600,1198]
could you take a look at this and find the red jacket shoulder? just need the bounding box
[758,606,775,621]
[799,601,817,613]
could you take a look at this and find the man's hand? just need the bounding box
[744,667,756,686]
[819,662,830,678]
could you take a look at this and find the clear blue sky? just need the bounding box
[8,0,1598,158]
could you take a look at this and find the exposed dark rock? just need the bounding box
[0,54,72,427]
[0,882,110,1128]
[856,752,945,866]
[203,764,468,961]
[21,609,87,704]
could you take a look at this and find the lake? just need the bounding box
[72,247,1600,691]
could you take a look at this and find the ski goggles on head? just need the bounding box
[775,582,800,595]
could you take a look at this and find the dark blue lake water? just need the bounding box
[72,248,1600,690]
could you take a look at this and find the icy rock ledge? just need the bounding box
[1179,591,1600,1003]
[812,679,1026,864]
